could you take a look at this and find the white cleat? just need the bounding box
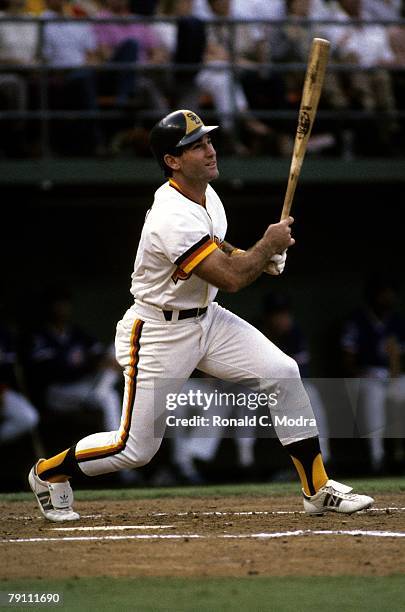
[28,461,80,522]
[303,479,374,516]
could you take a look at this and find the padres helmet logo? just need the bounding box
[186,112,201,126]
[184,111,203,135]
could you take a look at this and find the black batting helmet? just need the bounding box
[149,109,218,175]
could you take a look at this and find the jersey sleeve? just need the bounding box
[152,207,218,274]
[174,234,218,274]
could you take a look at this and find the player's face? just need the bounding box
[177,134,219,183]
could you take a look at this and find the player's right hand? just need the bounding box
[263,217,295,256]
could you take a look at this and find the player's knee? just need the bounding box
[132,454,153,468]
[129,446,159,468]
[280,355,301,379]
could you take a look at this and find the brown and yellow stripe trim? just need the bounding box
[36,449,70,479]
[75,319,144,463]
[175,234,218,275]
[169,179,206,207]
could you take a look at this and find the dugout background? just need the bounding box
[2,179,404,377]
[1,177,404,486]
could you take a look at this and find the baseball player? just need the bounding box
[22,288,121,434]
[28,109,373,521]
[0,323,39,451]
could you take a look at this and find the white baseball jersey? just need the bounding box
[131,179,227,310]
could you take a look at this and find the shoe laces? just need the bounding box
[324,486,358,500]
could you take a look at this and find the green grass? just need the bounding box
[1,477,404,503]
[1,576,404,612]
[2,480,404,610]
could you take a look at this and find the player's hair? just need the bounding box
[162,145,184,177]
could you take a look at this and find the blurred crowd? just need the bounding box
[2,275,405,491]
[0,0,404,158]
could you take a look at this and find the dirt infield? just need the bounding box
[1,493,405,580]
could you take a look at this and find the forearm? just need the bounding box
[220,240,240,255]
[227,239,272,290]
[195,218,294,292]
[196,238,271,293]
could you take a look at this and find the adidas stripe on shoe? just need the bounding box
[28,461,80,522]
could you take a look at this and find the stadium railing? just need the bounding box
[0,15,403,184]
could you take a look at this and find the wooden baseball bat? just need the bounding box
[280,38,330,221]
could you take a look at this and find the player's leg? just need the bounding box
[357,376,386,473]
[303,380,330,465]
[29,311,203,521]
[197,304,326,492]
[28,381,171,522]
[197,303,373,514]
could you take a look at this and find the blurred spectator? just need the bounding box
[319,0,399,154]
[93,0,166,107]
[70,0,101,16]
[41,0,104,155]
[25,0,44,13]
[362,0,402,20]
[92,0,169,153]
[280,0,349,155]
[191,0,212,19]
[152,0,207,107]
[388,12,405,146]
[195,0,290,155]
[390,23,405,65]
[340,277,405,473]
[0,322,40,450]
[251,0,287,62]
[325,1,397,69]
[260,292,330,465]
[192,0,285,23]
[0,320,40,490]
[21,288,122,447]
[192,0,287,61]
[0,0,39,156]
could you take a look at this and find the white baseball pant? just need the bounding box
[75,301,318,476]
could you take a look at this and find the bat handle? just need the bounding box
[280,164,301,221]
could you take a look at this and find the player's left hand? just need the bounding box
[264,250,287,276]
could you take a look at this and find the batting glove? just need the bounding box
[270,250,287,274]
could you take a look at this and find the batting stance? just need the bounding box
[29,110,373,521]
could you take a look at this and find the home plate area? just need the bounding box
[1,494,404,579]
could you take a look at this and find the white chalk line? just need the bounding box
[8,514,104,521]
[50,525,175,532]
[6,507,405,522]
[1,534,202,543]
[151,507,405,517]
[2,529,405,544]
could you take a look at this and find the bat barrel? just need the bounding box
[280,37,330,221]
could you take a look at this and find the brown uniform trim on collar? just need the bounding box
[169,179,206,208]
